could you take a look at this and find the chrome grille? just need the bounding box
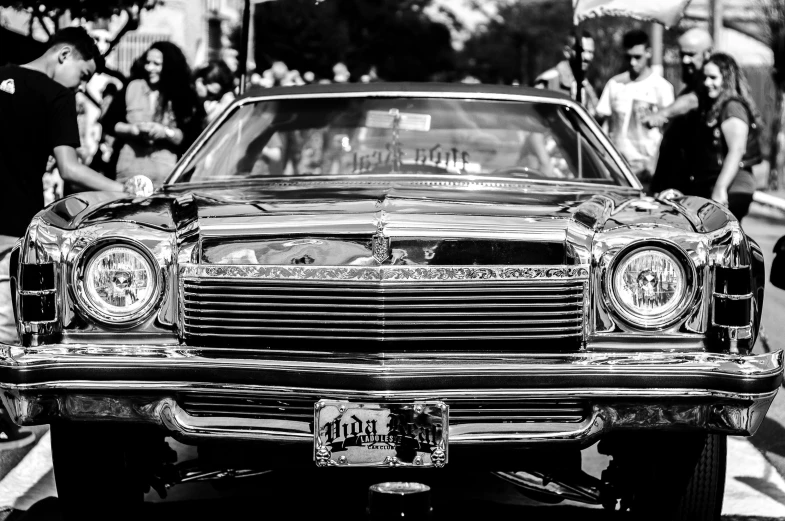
[179,395,588,425]
[181,275,585,346]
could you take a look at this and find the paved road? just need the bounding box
[0,430,784,520]
[0,202,784,520]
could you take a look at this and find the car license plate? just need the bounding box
[314,401,448,468]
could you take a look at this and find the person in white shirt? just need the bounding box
[596,29,675,189]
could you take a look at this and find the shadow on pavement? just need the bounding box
[6,496,633,521]
[751,417,785,463]
[734,476,785,507]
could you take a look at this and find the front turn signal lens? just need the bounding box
[82,245,157,322]
[611,248,687,327]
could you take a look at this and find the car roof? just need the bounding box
[239,82,574,103]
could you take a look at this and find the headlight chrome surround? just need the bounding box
[74,240,162,326]
[607,243,696,329]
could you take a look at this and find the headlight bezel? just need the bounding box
[606,242,697,330]
[73,239,163,326]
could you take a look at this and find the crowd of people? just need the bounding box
[45,49,377,199]
[542,27,763,223]
[48,24,763,226]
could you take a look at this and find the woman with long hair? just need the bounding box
[104,41,205,187]
[194,59,236,124]
[697,52,763,221]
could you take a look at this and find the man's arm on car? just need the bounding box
[53,145,124,192]
[643,92,699,128]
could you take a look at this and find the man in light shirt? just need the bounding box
[596,29,675,190]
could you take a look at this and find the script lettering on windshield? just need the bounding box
[353,143,470,173]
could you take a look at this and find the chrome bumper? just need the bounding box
[0,344,781,444]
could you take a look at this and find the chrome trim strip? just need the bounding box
[3,389,776,441]
[17,290,56,296]
[713,292,754,300]
[4,382,777,400]
[1,345,780,380]
[180,265,590,281]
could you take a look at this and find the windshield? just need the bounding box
[173,97,629,185]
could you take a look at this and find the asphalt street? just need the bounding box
[0,201,783,520]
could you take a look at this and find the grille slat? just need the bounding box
[185,300,581,310]
[183,292,584,302]
[181,276,586,346]
[179,395,589,424]
[184,283,581,294]
[184,317,583,326]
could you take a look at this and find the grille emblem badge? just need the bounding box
[372,228,391,263]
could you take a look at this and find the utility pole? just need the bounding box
[649,23,664,76]
[709,0,723,48]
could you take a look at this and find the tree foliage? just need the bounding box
[459,0,658,89]
[458,0,572,85]
[759,0,785,189]
[253,0,455,81]
[0,0,160,20]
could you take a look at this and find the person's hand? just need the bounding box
[145,123,168,141]
[642,112,668,129]
[122,175,154,196]
[711,186,729,207]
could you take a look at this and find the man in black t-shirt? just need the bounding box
[646,28,713,195]
[0,27,127,448]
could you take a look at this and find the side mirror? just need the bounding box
[772,235,785,290]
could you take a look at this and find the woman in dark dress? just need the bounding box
[697,53,763,222]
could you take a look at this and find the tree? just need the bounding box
[252,0,455,81]
[457,0,649,90]
[760,0,785,190]
[0,0,161,80]
[0,1,160,22]
[458,0,573,85]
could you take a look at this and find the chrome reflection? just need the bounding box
[2,391,776,442]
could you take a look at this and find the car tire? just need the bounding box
[50,422,146,521]
[628,433,727,521]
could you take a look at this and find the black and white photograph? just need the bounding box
[0,0,784,519]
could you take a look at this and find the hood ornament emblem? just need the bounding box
[372,226,391,264]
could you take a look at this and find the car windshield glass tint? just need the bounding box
[174,97,629,185]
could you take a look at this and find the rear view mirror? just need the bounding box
[365,109,431,132]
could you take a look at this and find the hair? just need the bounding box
[145,41,202,129]
[623,29,650,49]
[702,52,763,129]
[567,30,593,45]
[47,27,105,71]
[194,59,235,96]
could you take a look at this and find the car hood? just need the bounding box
[165,181,695,267]
[41,180,719,267]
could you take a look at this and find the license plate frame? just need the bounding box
[314,400,448,468]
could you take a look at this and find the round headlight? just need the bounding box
[81,245,158,323]
[611,247,688,327]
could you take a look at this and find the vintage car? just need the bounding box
[0,83,781,520]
